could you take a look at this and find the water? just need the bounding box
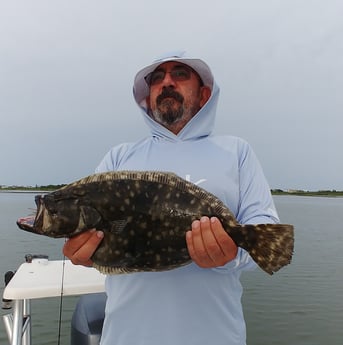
[0,192,76,345]
[1,193,342,345]
[242,196,343,345]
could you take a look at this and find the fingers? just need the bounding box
[186,217,238,268]
[63,229,104,267]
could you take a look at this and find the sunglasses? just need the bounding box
[145,66,193,86]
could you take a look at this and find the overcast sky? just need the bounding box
[1,0,342,190]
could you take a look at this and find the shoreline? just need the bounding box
[1,188,343,198]
[0,190,50,194]
[271,190,343,198]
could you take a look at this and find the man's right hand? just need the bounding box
[63,229,104,267]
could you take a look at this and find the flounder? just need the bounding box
[17,171,294,275]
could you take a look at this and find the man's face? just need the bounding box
[146,62,210,134]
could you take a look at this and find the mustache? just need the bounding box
[156,87,184,105]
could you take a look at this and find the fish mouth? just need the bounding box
[16,195,45,234]
[16,215,36,232]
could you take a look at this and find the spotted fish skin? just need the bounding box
[16,171,294,275]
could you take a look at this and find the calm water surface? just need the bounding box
[1,193,342,345]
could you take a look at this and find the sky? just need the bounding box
[1,0,342,191]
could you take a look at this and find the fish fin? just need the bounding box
[92,251,138,275]
[236,223,294,275]
[109,220,128,234]
[79,206,102,229]
[93,263,141,275]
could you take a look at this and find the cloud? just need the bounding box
[1,0,342,189]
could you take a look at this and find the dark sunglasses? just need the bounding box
[145,66,193,86]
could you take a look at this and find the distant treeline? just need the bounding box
[271,189,343,197]
[0,184,66,191]
[1,185,343,197]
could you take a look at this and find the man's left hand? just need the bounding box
[186,216,238,268]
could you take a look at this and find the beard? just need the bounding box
[153,88,185,126]
[154,99,184,125]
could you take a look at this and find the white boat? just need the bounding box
[2,255,106,345]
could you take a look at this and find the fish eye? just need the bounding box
[72,188,86,197]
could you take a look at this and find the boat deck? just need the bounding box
[3,259,105,345]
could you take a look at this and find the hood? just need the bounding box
[132,51,220,141]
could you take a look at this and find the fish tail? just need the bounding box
[234,223,294,275]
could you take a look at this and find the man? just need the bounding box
[64,51,279,345]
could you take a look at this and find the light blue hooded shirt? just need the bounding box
[97,52,279,345]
